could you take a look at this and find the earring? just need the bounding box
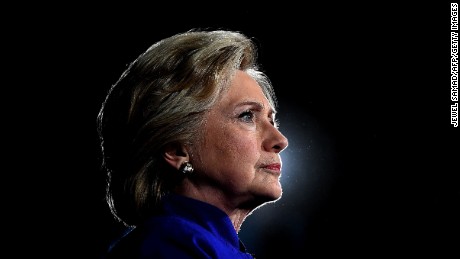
[179,161,194,174]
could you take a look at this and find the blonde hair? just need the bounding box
[97,29,277,227]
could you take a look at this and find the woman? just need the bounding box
[97,29,289,258]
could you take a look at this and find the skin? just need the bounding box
[166,70,288,232]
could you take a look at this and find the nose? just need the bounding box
[264,126,289,153]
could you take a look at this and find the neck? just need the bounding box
[173,182,256,232]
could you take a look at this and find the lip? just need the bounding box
[262,163,281,174]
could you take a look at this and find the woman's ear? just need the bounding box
[163,142,190,170]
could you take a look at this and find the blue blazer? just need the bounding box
[105,194,255,258]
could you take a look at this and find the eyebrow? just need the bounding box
[236,100,276,116]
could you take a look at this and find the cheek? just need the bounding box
[215,134,260,189]
[195,121,260,173]
[222,132,259,166]
[193,123,263,191]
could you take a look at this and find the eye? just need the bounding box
[273,118,280,128]
[239,110,255,123]
[269,112,280,127]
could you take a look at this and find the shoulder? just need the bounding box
[105,216,216,258]
[106,216,253,258]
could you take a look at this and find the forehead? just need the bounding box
[219,70,274,110]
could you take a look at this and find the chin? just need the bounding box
[242,188,282,210]
[269,183,283,199]
[271,189,283,201]
[259,187,283,203]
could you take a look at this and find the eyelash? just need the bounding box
[239,110,255,123]
[238,110,279,127]
[273,118,280,128]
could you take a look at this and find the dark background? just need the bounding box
[8,2,459,258]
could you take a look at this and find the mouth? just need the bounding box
[261,163,281,175]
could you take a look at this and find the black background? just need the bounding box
[7,3,459,258]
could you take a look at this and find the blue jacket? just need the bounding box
[105,194,255,258]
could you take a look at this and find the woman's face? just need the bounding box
[191,70,289,208]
